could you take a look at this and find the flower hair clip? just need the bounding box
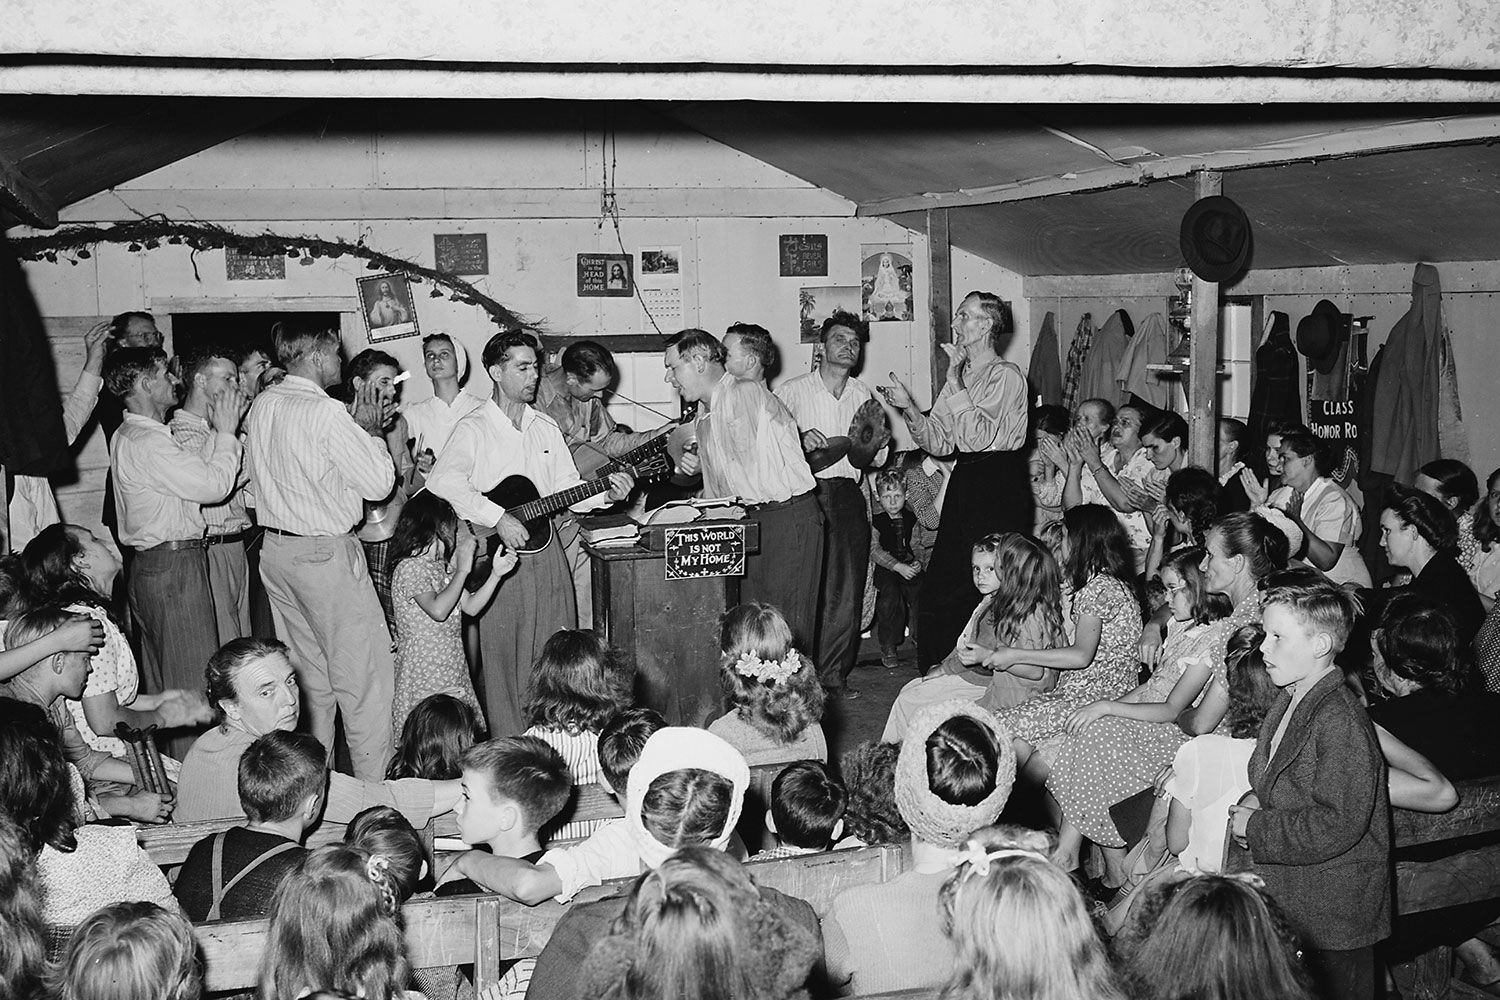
[953,841,1048,879]
[733,649,801,684]
[366,853,398,914]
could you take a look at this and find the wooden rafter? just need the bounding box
[0,149,57,229]
[855,115,1500,217]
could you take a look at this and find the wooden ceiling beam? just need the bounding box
[0,149,57,229]
[854,115,1500,217]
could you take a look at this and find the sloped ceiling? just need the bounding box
[670,103,1500,275]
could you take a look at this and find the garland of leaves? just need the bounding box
[7,219,529,332]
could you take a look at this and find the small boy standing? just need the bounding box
[1230,581,1389,1000]
[870,470,922,669]
[752,760,848,860]
[436,735,572,897]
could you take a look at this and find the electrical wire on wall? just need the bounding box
[599,123,668,339]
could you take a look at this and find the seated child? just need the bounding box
[345,805,427,899]
[835,740,908,849]
[751,760,847,860]
[869,470,923,669]
[523,630,633,838]
[576,848,822,1000]
[709,603,827,766]
[260,845,411,1000]
[174,730,325,921]
[385,692,485,781]
[436,735,572,897]
[437,725,744,908]
[881,533,1065,741]
[1228,580,1389,1000]
[597,707,667,799]
[824,700,1016,996]
[52,901,202,1000]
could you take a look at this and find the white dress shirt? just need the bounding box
[244,375,395,536]
[425,398,612,528]
[774,371,879,481]
[402,390,488,459]
[111,413,241,548]
[9,370,102,548]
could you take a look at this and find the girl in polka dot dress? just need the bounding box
[986,505,1143,781]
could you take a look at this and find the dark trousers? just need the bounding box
[743,492,826,655]
[127,545,221,759]
[244,526,277,639]
[873,566,921,653]
[814,479,870,689]
[1305,946,1375,1000]
[917,449,1032,670]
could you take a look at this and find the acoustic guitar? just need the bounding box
[465,451,671,588]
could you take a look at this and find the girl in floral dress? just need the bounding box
[388,492,516,734]
[1046,547,1232,873]
[984,505,1143,779]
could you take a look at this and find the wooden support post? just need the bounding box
[0,151,58,230]
[927,208,952,394]
[1188,171,1222,470]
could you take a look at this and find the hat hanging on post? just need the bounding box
[1295,299,1349,375]
[1179,195,1252,284]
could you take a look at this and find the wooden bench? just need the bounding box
[196,842,909,993]
[139,782,624,869]
[1390,776,1500,999]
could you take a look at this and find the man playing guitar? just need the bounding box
[534,340,671,626]
[427,331,633,736]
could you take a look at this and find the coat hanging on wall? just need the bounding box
[1368,263,1444,484]
[1028,311,1063,407]
[1062,312,1095,413]
[1116,312,1172,410]
[1247,310,1300,450]
[1080,309,1131,407]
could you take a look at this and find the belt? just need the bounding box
[746,490,816,513]
[206,530,249,546]
[140,538,207,552]
[264,527,350,539]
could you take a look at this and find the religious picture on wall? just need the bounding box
[860,244,914,323]
[798,285,862,343]
[358,272,421,343]
[577,253,634,297]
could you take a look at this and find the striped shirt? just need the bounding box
[244,375,395,536]
[524,726,607,840]
[111,413,241,548]
[774,372,878,481]
[169,409,251,535]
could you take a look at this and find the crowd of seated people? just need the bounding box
[8,311,1500,1000]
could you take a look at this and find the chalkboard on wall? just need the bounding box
[664,524,747,580]
[779,234,828,277]
[434,234,489,276]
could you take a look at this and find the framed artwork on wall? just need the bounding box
[357,272,420,343]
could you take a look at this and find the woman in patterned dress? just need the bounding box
[388,493,516,734]
[980,506,1142,780]
[1046,548,1232,874]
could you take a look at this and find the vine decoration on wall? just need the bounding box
[7,219,531,333]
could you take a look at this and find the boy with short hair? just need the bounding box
[870,470,922,669]
[435,735,572,896]
[597,707,668,797]
[1230,581,1389,1000]
[753,760,847,860]
[174,730,326,921]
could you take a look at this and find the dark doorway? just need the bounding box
[171,311,342,360]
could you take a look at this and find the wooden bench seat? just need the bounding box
[196,842,908,993]
[140,782,624,869]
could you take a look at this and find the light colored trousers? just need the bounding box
[206,539,252,644]
[259,532,395,780]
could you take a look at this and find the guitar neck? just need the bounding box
[513,475,614,522]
